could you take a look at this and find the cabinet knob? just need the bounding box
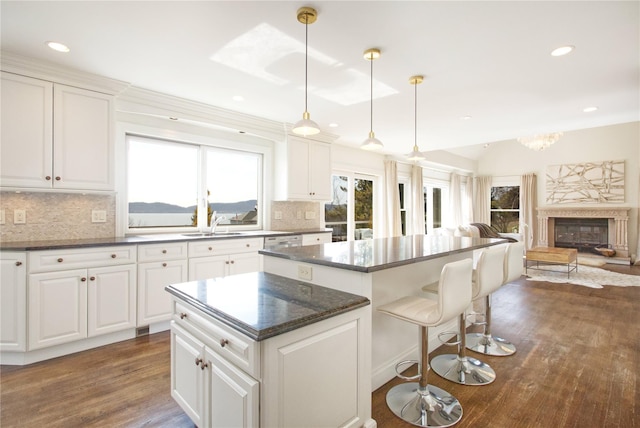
[225,261,229,264]
[195,357,203,366]
[45,176,52,181]
[57,258,64,263]
[111,254,117,259]
[90,276,96,281]
[162,249,167,254]
[55,176,61,181]
[246,244,250,247]
[200,362,208,370]
[230,260,234,264]
[162,263,167,267]
[81,277,87,282]
[220,339,229,348]
[180,313,187,319]
[208,247,212,251]
[15,261,22,266]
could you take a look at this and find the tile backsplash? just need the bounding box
[0,192,115,242]
[270,200,322,231]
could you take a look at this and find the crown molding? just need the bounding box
[0,51,129,95]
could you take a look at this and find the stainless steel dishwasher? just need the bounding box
[264,234,302,250]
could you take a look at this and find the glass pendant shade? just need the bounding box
[361,131,383,150]
[293,111,320,136]
[406,145,426,161]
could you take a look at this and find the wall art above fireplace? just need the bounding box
[546,160,624,204]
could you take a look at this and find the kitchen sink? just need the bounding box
[182,232,243,237]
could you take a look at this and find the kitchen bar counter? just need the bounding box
[165,271,370,341]
[0,229,329,251]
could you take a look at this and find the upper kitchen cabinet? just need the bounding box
[0,71,114,191]
[280,136,332,201]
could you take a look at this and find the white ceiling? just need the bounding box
[2,1,638,160]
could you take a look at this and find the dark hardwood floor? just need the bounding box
[2,264,639,428]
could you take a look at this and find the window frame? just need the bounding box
[490,177,520,233]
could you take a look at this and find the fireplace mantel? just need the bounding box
[536,206,630,258]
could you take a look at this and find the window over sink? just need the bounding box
[127,134,262,233]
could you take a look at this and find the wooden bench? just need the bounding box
[525,247,578,278]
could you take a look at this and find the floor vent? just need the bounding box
[136,326,150,337]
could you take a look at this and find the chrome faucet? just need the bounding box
[210,211,227,234]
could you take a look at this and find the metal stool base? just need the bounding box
[430,354,496,385]
[465,333,516,356]
[386,382,463,427]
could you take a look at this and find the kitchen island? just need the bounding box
[260,234,506,390]
[166,271,373,428]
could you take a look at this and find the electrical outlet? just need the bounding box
[297,264,312,281]
[274,211,283,220]
[0,209,5,225]
[305,211,315,219]
[92,210,107,223]
[14,209,26,224]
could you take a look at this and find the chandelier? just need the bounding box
[518,132,563,151]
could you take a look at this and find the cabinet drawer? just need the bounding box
[138,242,188,262]
[173,301,259,378]
[29,246,136,273]
[188,238,263,258]
[302,232,332,246]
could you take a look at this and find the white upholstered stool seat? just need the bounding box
[466,241,524,356]
[377,259,473,427]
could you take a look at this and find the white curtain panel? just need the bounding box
[520,173,537,249]
[473,176,492,224]
[383,160,402,237]
[464,176,474,225]
[449,172,462,227]
[411,164,426,235]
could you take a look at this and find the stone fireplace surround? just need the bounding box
[537,206,630,261]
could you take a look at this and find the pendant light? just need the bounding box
[292,7,320,137]
[406,75,427,161]
[360,48,383,150]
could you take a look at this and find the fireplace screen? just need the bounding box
[554,218,608,252]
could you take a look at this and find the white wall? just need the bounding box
[476,121,639,261]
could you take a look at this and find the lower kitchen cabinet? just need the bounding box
[138,259,187,325]
[0,252,27,351]
[171,323,259,428]
[28,264,136,350]
[187,237,263,281]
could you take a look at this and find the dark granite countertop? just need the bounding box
[260,234,507,273]
[165,271,370,341]
[0,229,331,251]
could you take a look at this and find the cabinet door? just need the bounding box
[0,252,27,351]
[188,255,228,281]
[302,232,332,246]
[53,84,114,190]
[308,141,332,200]
[28,269,88,350]
[0,72,53,188]
[171,323,206,428]
[206,347,259,428]
[87,264,136,337]
[138,260,188,325]
[287,138,312,199]
[228,252,261,276]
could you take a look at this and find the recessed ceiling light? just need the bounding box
[232,95,244,102]
[329,123,338,128]
[460,115,472,120]
[583,106,598,113]
[551,45,574,57]
[46,41,70,53]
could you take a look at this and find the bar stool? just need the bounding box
[426,247,505,386]
[466,241,524,356]
[377,259,472,427]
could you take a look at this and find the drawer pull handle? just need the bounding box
[15,261,22,266]
[57,258,64,263]
[195,357,203,366]
[180,313,187,319]
[220,339,229,348]
[111,254,117,259]
[162,249,167,254]
[162,263,167,267]
[90,276,96,281]
[81,277,87,282]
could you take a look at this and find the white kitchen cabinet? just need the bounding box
[302,231,332,246]
[286,136,331,200]
[138,242,188,325]
[28,264,136,350]
[0,252,27,351]
[188,238,263,281]
[0,71,114,191]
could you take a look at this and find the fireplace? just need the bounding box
[536,206,630,261]
[554,218,608,253]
